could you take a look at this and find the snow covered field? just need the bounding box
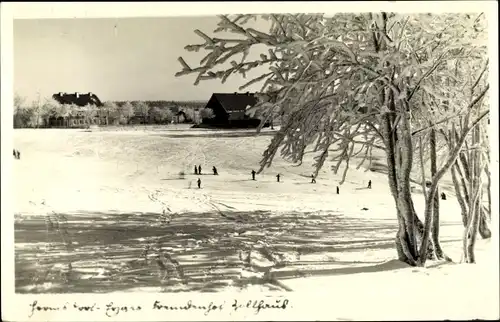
[12,125,499,319]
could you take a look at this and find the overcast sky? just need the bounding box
[14,16,269,103]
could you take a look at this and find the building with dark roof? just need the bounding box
[201,92,264,128]
[46,92,106,128]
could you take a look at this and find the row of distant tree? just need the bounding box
[13,93,213,128]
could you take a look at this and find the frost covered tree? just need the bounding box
[80,104,97,126]
[42,98,69,119]
[176,13,490,266]
[102,101,119,125]
[14,93,26,117]
[412,62,490,262]
[29,94,51,128]
[13,93,31,128]
[435,65,492,241]
[435,71,491,262]
[180,107,198,124]
[134,101,150,124]
[149,106,173,124]
[116,102,135,124]
[33,97,63,127]
[200,107,215,120]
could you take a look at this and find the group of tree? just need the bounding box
[200,107,216,120]
[14,95,73,128]
[177,13,491,266]
[13,96,206,128]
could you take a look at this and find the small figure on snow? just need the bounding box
[276,174,281,182]
[212,166,218,175]
[16,150,20,160]
[197,178,201,189]
[251,170,256,180]
[198,165,202,175]
[311,174,316,184]
[367,180,372,189]
[194,165,198,175]
[13,149,16,159]
[441,192,447,200]
[336,186,340,194]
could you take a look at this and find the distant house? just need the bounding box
[166,106,188,123]
[46,106,108,128]
[48,92,107,127]
[201,92,265,128]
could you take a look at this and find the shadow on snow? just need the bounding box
[14,210,461,293]
[154,130,276,139]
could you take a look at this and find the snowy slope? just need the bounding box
[12,126,499,319]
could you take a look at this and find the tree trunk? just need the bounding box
[456,155,471,205]
[418,136,428,200]
[485,160,491,217]
[464,178,482,263]
[451,162,469,226]
[464,125,483,263]
[398,111,419,255]
[452,127,491,240]
[479,161,492,239]
[419,117,483,265]
[478,208,491,239]
[478,124,491,239]
[383,112,419,266]
[429,127,447,260]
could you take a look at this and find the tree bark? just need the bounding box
[418,136,428,200]
[464,169,482,263]
[481,153,492,240]
[464,124,485,262]
[429,127,448,260]
[383,113,417,265]
[478,208,491,239]
[398,109,419,257]
[451,128,491,239]
[477,123,491,239]
[451,162,469,226]
[485,159,491,217]
[455,155,472,206]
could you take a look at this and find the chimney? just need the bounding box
[246,91,249,96]
[234,92,237,95]
[75,92,79,98]
[59,92,63,96]
[88,92,92,96]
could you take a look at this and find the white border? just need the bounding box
[2,2,499,321]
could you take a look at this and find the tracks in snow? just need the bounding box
[140,186,293,291]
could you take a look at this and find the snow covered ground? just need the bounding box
[12,125,499,319]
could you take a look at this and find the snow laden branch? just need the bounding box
[176,13,490,266]
[176,14,401,181]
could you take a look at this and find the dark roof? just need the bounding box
[52,92,103,107]
[212,93,258,113]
